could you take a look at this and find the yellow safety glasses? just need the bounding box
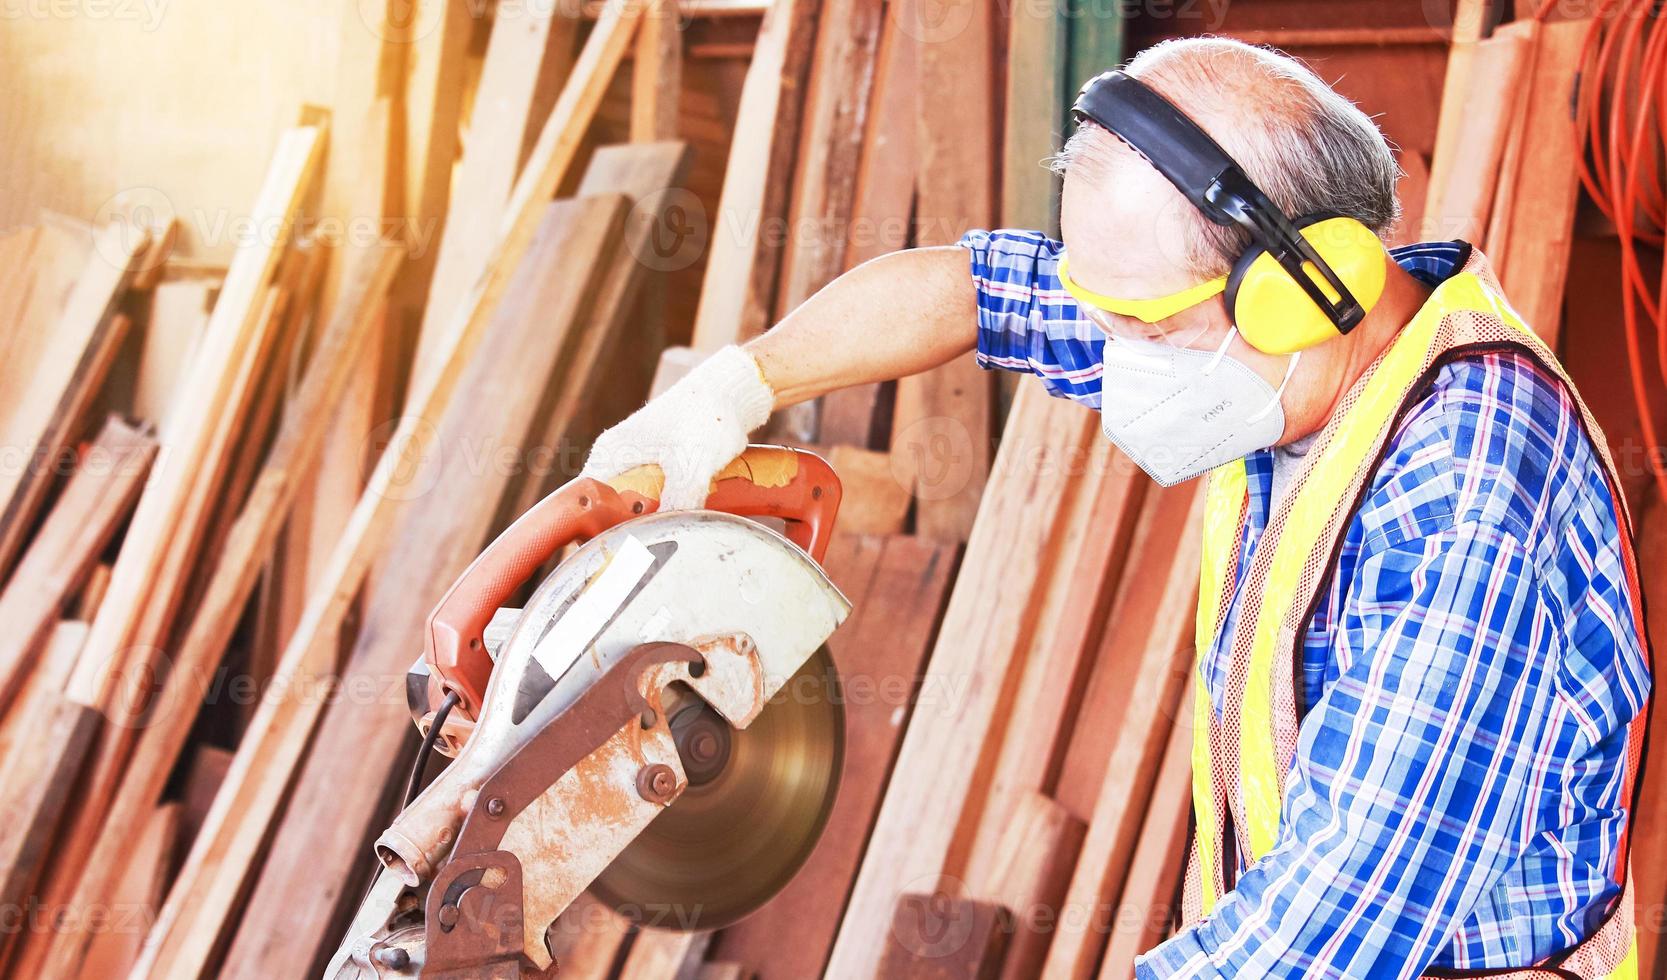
[1058,253,1227,348]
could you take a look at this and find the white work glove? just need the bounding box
[582,345,775,510]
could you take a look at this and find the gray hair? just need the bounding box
[1051,37,1402,277]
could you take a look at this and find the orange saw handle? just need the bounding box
[424,445,841,717]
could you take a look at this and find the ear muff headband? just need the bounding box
[1071,70,1386,350]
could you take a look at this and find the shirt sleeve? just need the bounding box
[956,229,1103,407]
[1137,520,1563,979]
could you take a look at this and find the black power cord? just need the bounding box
[404,690,461,807]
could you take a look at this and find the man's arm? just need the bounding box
[1140,521,1561,979]
[747,245,978,406]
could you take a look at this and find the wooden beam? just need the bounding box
[893,0,996,540]
[632,0,685,141]
[132,13,644,966]
[66,126,322,712]
[878,894,1012,979]
[130,278,214,430]
[711,533,956,978]
[0,416,156,716]
[689,0,819,351]
[980,792,1086,980]
[960,445,1144,885]
[824,385,1099,979]
[75,802,179,980]
[0,223,147,580]
[817,0,917,447]
[1487,18,1589,345]
[1042,485,1204,980]
[1097,690,1194,978]
[1631,487,1667,976]
[618,929,712,980]
[0,624,93,926]
[34,243,403,977]
[414,0,580,377]
[212,196,628,980]
[1002,0,1064,229]
[499,140,694,524]
[547,892,634,980]
[1422,3,1525,243]
[1052,483,1203,817]
[774,0,884,317]
[822,446,911,534]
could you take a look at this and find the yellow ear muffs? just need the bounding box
[1225,215,1388,355]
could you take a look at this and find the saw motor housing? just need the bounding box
[330,447,849,978]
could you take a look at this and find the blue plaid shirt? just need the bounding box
[960,230,1651,978]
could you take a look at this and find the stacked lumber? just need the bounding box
[0,2,1641,979]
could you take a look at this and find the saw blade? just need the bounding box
[588,646,843,932]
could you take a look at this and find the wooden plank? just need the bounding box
[892,0,996,541]
[632,0,685,141]
[878,894,1012,979]
[294,95,393,693]
[1042,486,1204,980]
[73,562,112,620]
[75,802,180,980]
[414,0,580,377]
[0,224,147,580]
[1002,0,1064,229]
[1487,18,1588,345]
[215,196,629,980]
[699,964,754,980]
[980,792,1086,980]
[0,624,94,925]
[1631,487,1667,976]
[1053,483,1203,817]
[181,745,235,848]
[547,892,634,980]
[822,446,911,535]
[961,445,1144,886]
[1097,689,1194,979]
[711,533,957,979]
[619,929,712,980]
[0,620,89,772]
[824,385,1098,979]
[129,10,644,972]
[28,282,298,979]
[0,417,156,715]
[32,244,404,977]
[0,223,95,425]
[128,218,178,293]
[66,126,322,712]
[1423,8,1527,244]
[689,0,820,351]
[500,140,695,524]
[773,0,884,317]
[817,0,918,447]
[131,278,214,429]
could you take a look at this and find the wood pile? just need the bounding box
[0,1,1655,979]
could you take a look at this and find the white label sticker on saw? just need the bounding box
[529,535,657,683]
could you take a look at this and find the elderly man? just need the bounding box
[583,38,1651,979]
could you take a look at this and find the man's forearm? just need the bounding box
[745,245,978,406]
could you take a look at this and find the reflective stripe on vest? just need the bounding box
[1187,261,1647,978]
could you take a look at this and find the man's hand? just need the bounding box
[582,246,979,510]
[581,345,775,510]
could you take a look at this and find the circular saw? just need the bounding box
[327,447,851,979]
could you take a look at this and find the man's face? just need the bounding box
[1059,160,1342,445]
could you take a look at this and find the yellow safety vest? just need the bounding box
[1184,249,1649,979]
